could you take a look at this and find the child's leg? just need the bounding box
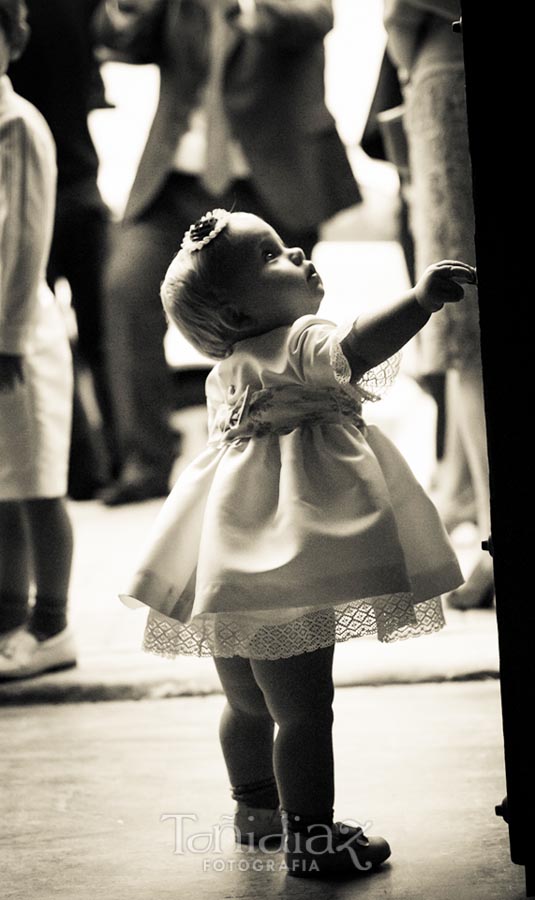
[213,655,279,808]
[251,645,335,825]
[0,502,31,634]
[23,497,73,640]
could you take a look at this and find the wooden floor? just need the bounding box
[2,682,527,900]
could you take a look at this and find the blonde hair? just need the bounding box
[161,216,245,360]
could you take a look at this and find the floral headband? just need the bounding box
[180,209,231,253]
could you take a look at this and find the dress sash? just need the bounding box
[209,383,364,446]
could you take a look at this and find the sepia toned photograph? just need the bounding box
[1,1,532,898]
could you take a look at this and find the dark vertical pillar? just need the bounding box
[460,7,535,896]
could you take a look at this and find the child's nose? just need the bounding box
[288,247,305,265]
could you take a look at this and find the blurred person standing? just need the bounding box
[360,50,450,470]
[383,0,493,609]
[0,0,77,679]
[93,0,361,506]
[9,0,117,500]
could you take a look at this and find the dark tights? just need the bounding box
[0,498,73,638]
[214,645,335,823]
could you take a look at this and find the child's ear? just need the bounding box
[220,304,255,332]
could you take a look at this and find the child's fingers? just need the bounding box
[450,267,477,285]
[434,260,477,282]
[434,259,473,269]
[435,263,477,285]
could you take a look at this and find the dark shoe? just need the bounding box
[68,477,109,502]
[99,473,169,506]
[284,819,391,879]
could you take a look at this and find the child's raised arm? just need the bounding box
[340,261,477,382]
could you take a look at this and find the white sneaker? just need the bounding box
[0,627,77,680]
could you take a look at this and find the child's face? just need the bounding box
[224,214,324,336]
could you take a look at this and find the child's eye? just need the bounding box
[263,249,277,262]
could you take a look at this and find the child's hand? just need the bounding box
[414,261,477,313]
[0,354,24,392]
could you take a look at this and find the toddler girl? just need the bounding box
[121,209,473,878]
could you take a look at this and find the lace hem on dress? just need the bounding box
[330,321,402,401]
[142,593,445,660]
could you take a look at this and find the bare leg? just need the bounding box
[447,366,494,609]
[0,502,30,634]
[431,372,477,531]
[23,497,74,638]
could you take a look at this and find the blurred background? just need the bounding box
[90,0,395,223]
[3,4,521,898]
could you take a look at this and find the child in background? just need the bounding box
[121,208,473,878]
[0,0,76,679]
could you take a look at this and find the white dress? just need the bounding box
[122,315,463,659]
[0,77,72,500]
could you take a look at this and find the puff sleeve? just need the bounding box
[287,316,401,401]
